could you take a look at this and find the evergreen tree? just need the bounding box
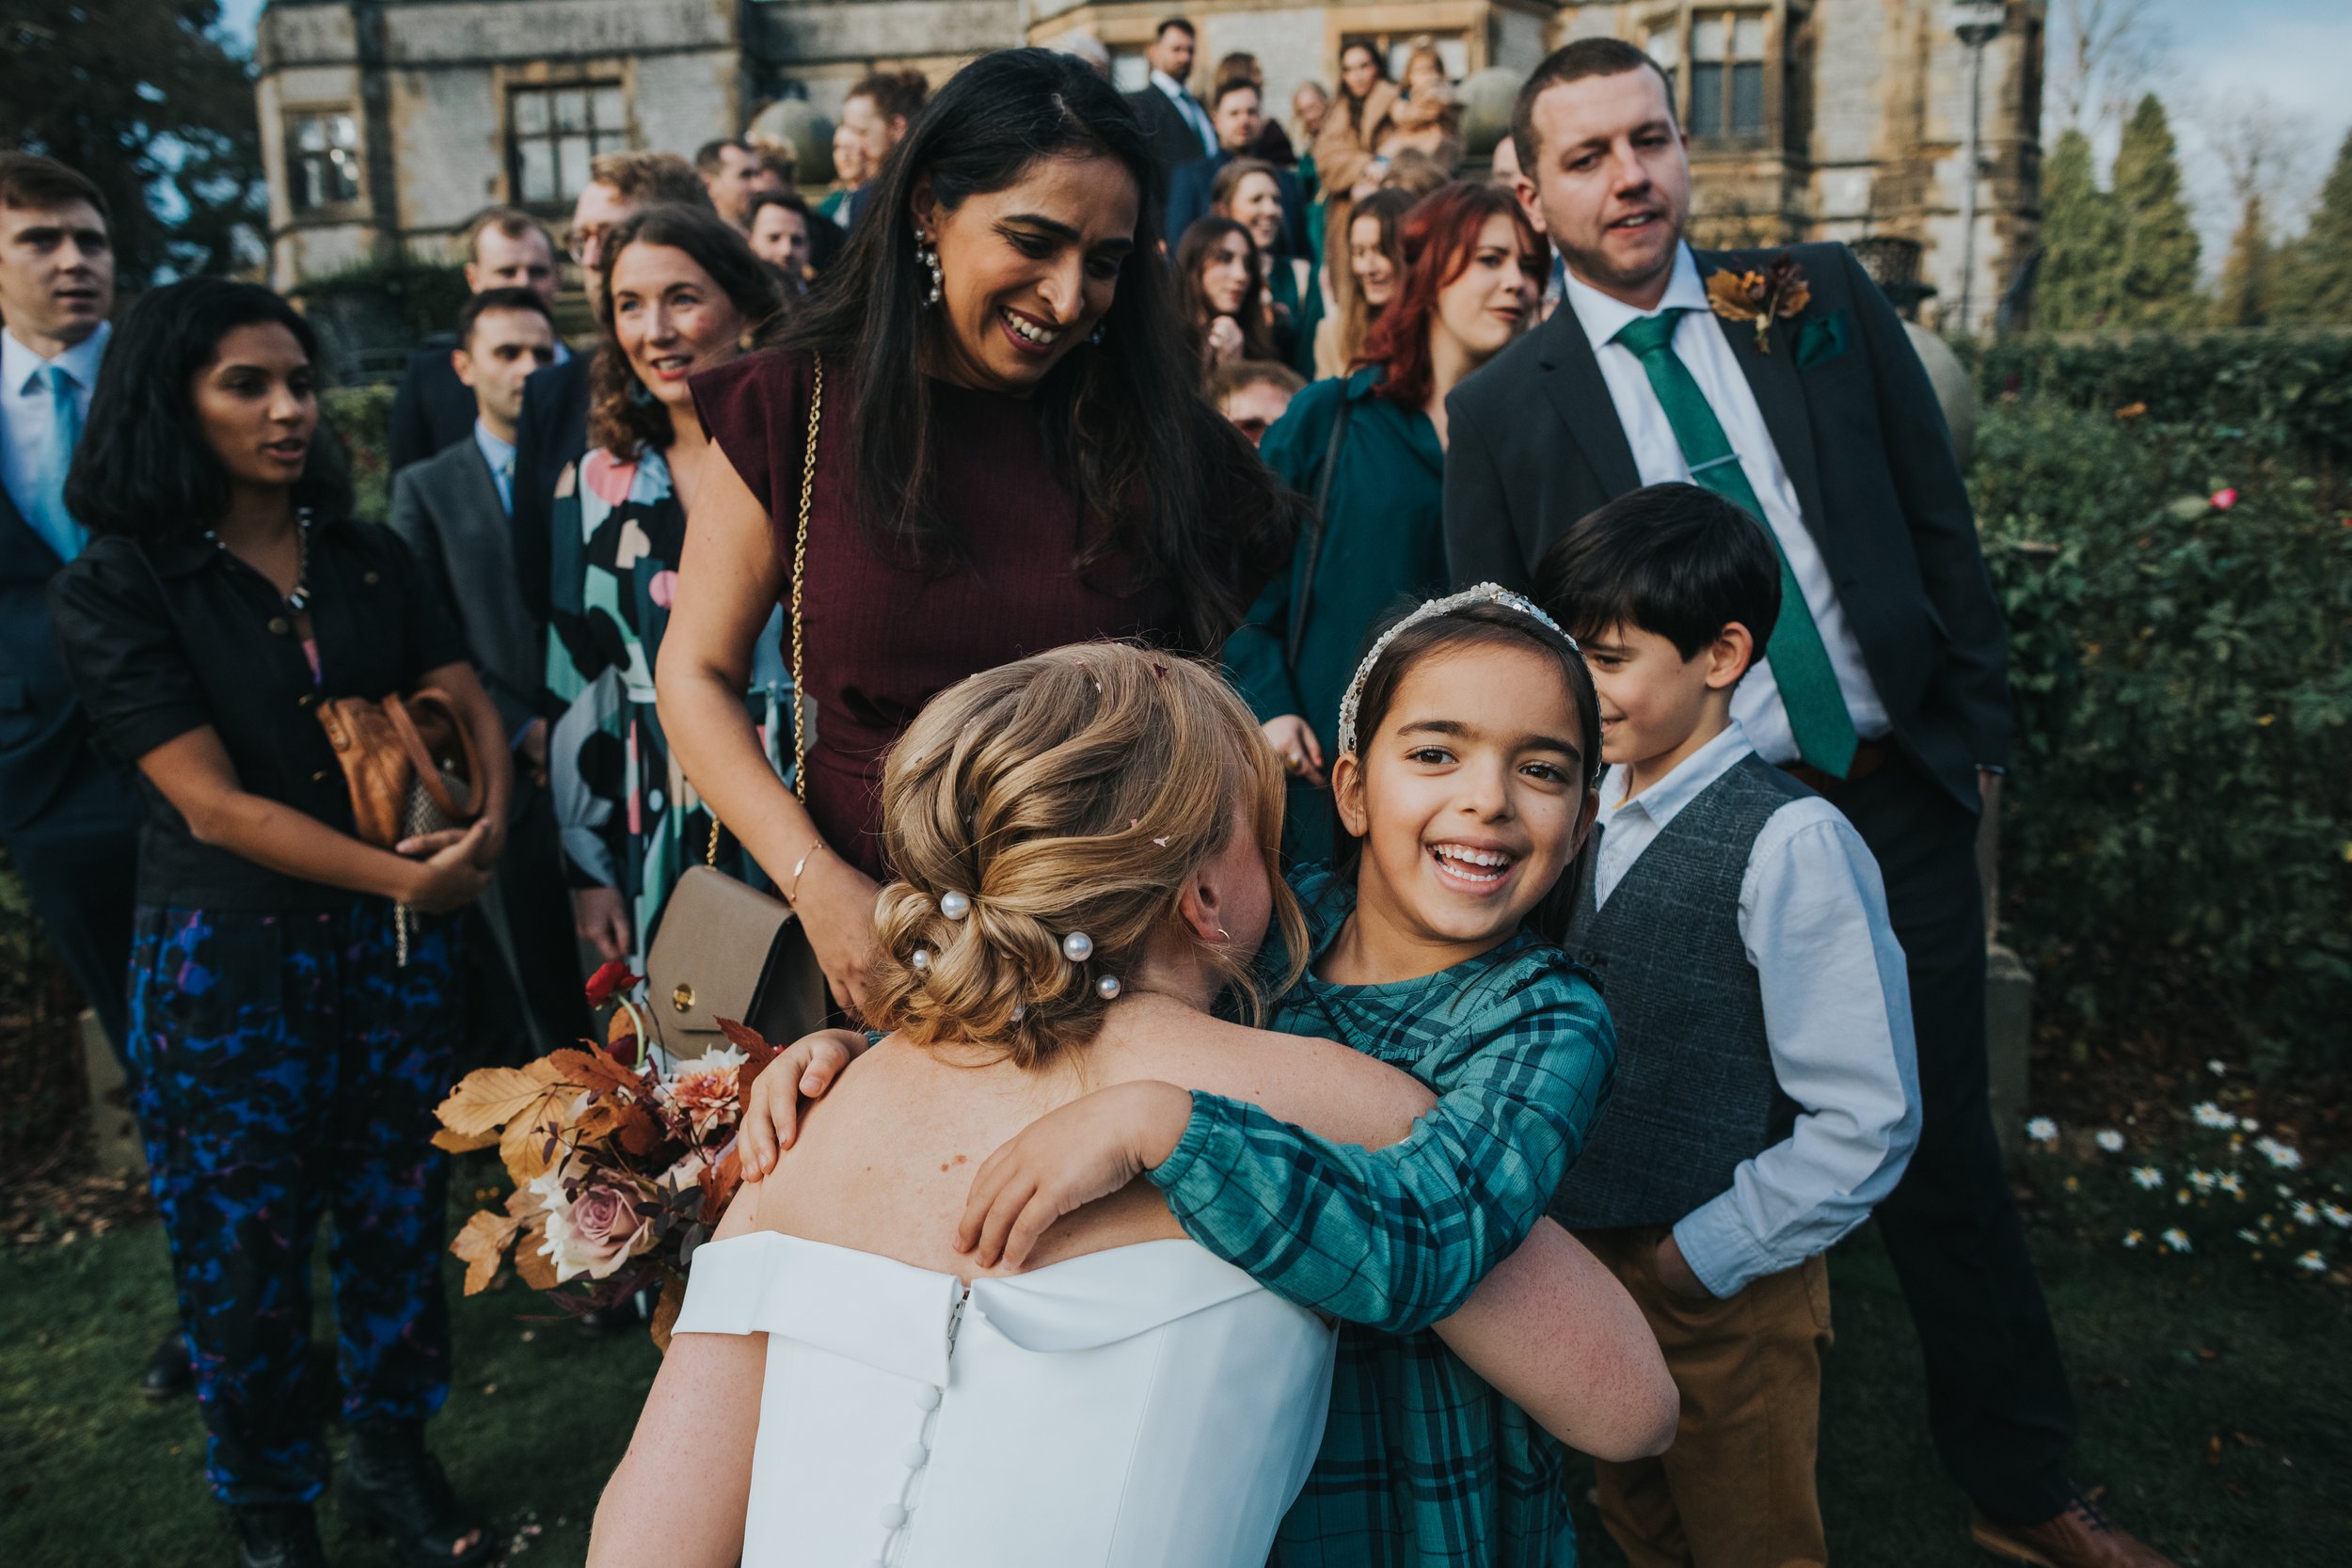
[2036,127,2122,330]
[2273,128,2352,324]
[2210,193,2270,327]
[2109,94,2201,327]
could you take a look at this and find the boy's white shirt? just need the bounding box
[1594,720,1921,1299]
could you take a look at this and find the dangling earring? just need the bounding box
[916,232,943,308]
[1089,320,1107,346]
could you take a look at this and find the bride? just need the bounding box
[588,645,1668,1566]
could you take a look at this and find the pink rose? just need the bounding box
[2211,487,2239,510]
[532,1170,659,1283]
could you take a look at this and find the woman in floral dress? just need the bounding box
[547,206,787,965]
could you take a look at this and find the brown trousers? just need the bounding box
[1578,1227,1835,1568]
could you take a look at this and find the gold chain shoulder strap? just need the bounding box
[707,351,823,866]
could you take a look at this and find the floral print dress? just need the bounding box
[547,444,790,965]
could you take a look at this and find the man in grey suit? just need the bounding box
[389,288,586,1053]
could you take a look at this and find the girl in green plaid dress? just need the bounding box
[747,592,1676,1566]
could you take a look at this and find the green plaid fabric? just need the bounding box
[1150,864,1615,1567]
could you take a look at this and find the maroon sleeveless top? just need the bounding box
[691,349,1200,880]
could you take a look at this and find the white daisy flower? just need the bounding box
[2325,1203,2352,1229]
[2026,1116,2058,1143]
[2189,1169,2217,1193]
[2131,1166,2164,1191]
[2294,1201,2320,1227]
[2239,1117,2262,1133]
[2191,1101,2236,1130]
[2296,1251,2328,1274]
[2219,1172,2246,1199]
[2255,1137,2302,1170]
[2207,1059,2228,1076]
[2237,1227,2261,1244]
[2094,1130,2125,1154]
[2160,1228,2193,1253]
[2121,1229,2143,1249]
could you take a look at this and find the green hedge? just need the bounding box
[1972,388,2351,1075]
[323,384,395,524]
[1971,331,2352,477]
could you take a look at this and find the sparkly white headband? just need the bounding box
[1334,584,1577,755]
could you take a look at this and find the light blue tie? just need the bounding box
[26,364,88,562]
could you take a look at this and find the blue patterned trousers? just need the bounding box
[127,900,460,1506]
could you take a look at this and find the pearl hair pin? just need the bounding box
[1061,931,1094,962]
[911,948,930,974]
[1096,974,1122,1000]
[939,891,971,920]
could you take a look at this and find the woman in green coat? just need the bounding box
[1226,181,1544,863]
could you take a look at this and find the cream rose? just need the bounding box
[532,1169,660,1283]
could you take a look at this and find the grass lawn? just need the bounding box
[4,1167,2343,1567]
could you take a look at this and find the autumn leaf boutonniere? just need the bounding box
[1705,254,1813,354]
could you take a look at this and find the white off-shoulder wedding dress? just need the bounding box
[674,1231,1337,1567]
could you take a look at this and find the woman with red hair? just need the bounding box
[1225,181,1542,862]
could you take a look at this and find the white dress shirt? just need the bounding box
[1,322,109,550]
[1565,245,1891,764]
[1594,721,1920,1297]
[1152,69,1218,160]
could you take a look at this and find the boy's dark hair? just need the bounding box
[694,135,750,175]
[1212,77,1260,111]
[1155,17,1196,40]
[1511,38,1678,176]
[68,277,351,539]
[1333,600,1604,943]
[1534,482,1782,662]
[456,285,554,345]
[0,152,111,221]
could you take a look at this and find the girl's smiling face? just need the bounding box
[1199,230,1253,317]
[1334,639,1596,960]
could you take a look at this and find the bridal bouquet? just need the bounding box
[431,961,780,1338]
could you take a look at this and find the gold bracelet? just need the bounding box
[786,839,825,905]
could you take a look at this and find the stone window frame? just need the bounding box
[1637,0,1794,153]
[499,66,640,215]
[283,104,366,218]
[1327,0,1495,86]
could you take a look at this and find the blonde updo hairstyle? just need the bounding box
[865,643,1307,1069]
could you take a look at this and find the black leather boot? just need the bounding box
[230,1504,328,1568]
[342,1419,495,1565]
[139,1330,193,1400]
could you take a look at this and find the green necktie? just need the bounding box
[1610,309,1857,776]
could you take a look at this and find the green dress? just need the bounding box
[1224,366,1448,863]
[1150,863,1617,1567]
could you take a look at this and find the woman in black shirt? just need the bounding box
[50,279,507,1568]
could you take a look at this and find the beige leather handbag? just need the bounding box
[641,354,830,1058]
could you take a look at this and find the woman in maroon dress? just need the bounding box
[660,48,1288,1015]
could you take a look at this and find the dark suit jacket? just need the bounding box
[0,479,111,836]
[1125,83,1212,176]
[389,336,476,474]
[1166,153,1310,261]
[386,436,543,745]
[1443,241,2010,809]
[509,353,592,627]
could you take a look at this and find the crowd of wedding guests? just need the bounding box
[0,27,2174,1568]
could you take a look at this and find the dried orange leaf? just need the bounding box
[431,1126,500,1154]
[450,1210,521,1295]
[436,1066,556,1136]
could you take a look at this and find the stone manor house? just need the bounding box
[254,0,2044,333]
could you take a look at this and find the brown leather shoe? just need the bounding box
[1970,1490,2177,1568]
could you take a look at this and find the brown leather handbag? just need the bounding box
[317,688,485,964]
[315,688,485,847]
[639,353,830,1059]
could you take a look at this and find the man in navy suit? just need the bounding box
[1446,42,2174,1568]
[1123,19,1217,189]
[1164,77,1310,258]
[0,151,187,1399]
[387,208,565,474]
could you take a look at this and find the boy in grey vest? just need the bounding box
[1534,483,1920,1568]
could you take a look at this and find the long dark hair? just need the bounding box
[1360,182,1543,407]
[1174,216,1279,366]
[774,47,1285,650]
[67,277,351,539]
[589,204,786,458]
[1332,602,1603,944]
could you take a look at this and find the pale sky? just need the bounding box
[215,0,2346,260]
